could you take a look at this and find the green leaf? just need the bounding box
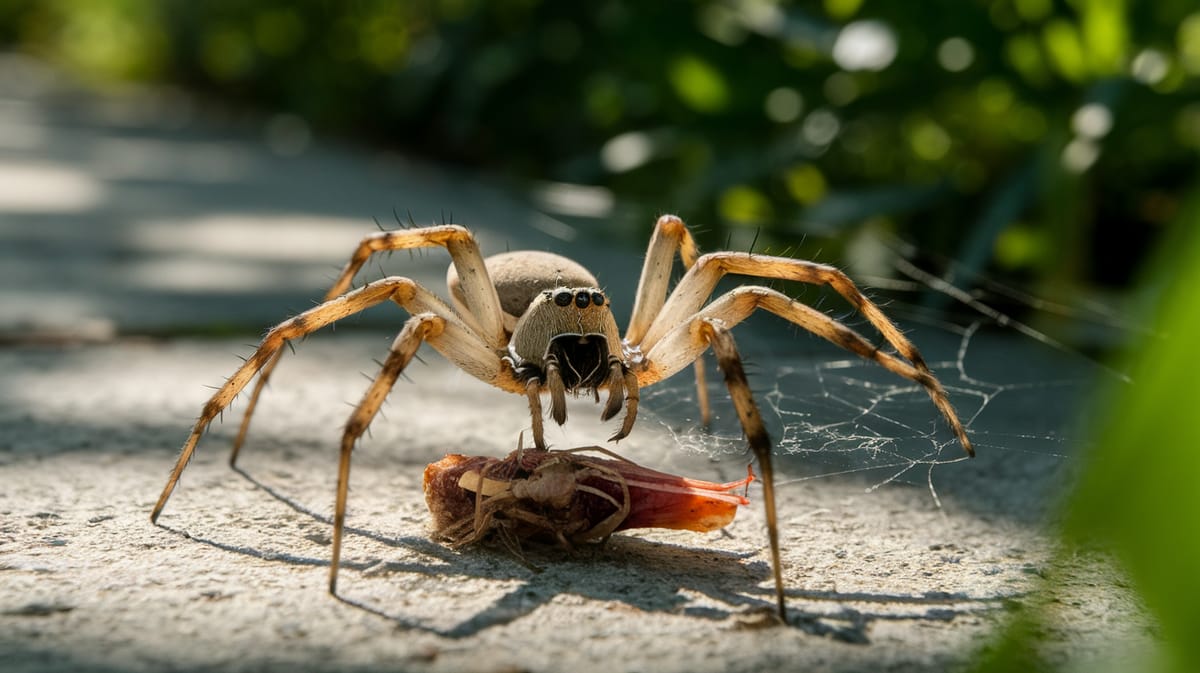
[1065,182,1200,673]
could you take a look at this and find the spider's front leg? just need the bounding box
[150,277,508,583]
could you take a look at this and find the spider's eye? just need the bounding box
[574,290,591,308]
[591,292,605,307]
[553,290,573,307]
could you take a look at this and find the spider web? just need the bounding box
[637,264,1125,508]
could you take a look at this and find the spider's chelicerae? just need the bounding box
[151,215,973,621]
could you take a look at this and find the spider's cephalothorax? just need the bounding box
[505,286,631,435]
[508,287,620,386]
[447,250,634,442]
[151,214,976,622]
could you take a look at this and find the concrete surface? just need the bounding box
[0,54,1157,672]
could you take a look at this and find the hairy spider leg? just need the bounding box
[699,319,785,623]
[229,225,506,466]
[636,251,974,457]
[626,215,700,343]
[624,215,714,425]
[148,277,524,594]
[331,313,443,593]
[624,218,975,621]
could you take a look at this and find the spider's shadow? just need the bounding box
[157,462,1007,642]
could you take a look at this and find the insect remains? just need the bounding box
[424,445,754,559]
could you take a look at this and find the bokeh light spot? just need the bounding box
[668,54,730,113]
[994,222,1049,270]
[907,118,952,161]
[823,0,864,21]
[201,27,254,82]
[1062,137,1101,173]
[1131,48,1170,85]
[832,20,898,72]
[785,164,828,205]
[719,185,774,225]
[601,131,654,173]
[801,108,841,146]
[1072,103,1113,139]
[823,72,859,106]
[938,37,975,72]
[764,87,804,123]
[1178,13,1200,75]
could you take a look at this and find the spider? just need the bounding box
[150,214,973,622]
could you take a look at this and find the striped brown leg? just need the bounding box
[698,318,786,623]
[624,215,712,425]
[229,225,505,466]
[329,314,444,593]
[150,275,506,563]
[637,252,974,458]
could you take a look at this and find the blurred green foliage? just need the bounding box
[967,181,1200,673]
[1061,182,1200,673]
[1,0,1196,298]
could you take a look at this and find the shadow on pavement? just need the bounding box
[148,458,1010,645]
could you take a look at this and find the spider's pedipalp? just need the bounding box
[608,368,639,442]
[545,356,568,426]
[525,379,546,450]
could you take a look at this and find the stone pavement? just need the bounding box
[0,54,1155,672]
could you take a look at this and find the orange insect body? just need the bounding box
[423,448,753,549]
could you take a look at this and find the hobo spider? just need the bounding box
[151,215,973,621]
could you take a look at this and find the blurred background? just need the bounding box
[2,1,1198,671]
[2,0,1196,332]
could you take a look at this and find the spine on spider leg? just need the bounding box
[150,318,306,524]
[150,344,281,523]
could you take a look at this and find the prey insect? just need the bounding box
[423,444,755,563]
[150,215,974,622]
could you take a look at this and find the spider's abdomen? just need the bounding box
[448,250,597,330]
